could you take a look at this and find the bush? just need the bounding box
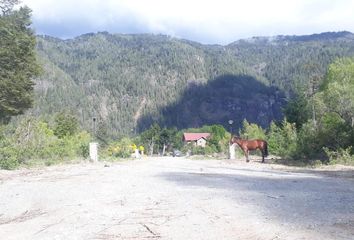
[79,143,90,159]
[191,146,206,155]
[294,113,351,161]
[0,146,19,170]
[53,112,79,138]
[317,113,351,150]
[106,137,134,159]
[267,119,297,158]
[324,147,354,165]
[61,131,91,159]
[294,121,322,160]
[0,117,92,169]
[240,119,266,139]
[0,125,18,169]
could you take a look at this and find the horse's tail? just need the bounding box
[264,141,268,157]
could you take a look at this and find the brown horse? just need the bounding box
[230,136,268,163]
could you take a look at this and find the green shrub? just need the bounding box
[240,119,266,139]
[317,113,351,150]
[294,121,321,159]
[0,125,19,169]
[0,146,19,170]
[79,143,89,159]
[53,112,79,138]
[267,119,297,158]
[294,113,351,161]
[205,145,218,155]
[106,137,134,159]
[191,146,206,155]
[324,147,354,165]
[0,116,92,169]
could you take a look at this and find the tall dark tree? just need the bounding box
[283,91,310,128]
[53,112,79,138]
[139,123,161,155]
[159,127,179,155]
[0,1,40,123]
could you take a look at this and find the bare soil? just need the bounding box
[1,157,354,240]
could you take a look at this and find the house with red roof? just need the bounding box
[183,133,211,147]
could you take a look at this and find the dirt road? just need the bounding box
[1,157,354,240]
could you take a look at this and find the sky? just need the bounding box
[21,0,354,45]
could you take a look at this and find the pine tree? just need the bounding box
[0,1,40,123]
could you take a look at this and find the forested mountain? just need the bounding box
[31,31,354,139]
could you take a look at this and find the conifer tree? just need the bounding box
[0,0,40,123]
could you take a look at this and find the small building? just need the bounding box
[183,133,211,147]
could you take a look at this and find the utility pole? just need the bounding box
[228,119,234,135]
[92,116,97,137]
[228,119,235,160]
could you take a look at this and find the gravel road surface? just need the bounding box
[1,157,354,240]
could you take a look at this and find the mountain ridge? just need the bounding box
[38,31,354,46]
[230,31,354,45]
[31,31,354,138]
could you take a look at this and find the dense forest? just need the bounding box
[30,31,354,138]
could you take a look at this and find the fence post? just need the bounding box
[229,144,235,160]
[90,142,98,162]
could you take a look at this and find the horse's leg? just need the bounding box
[246,149,249,162]
[241,147,249,162]
[258,147,264,163]
[262,145,267,163]
[256,147,265,163]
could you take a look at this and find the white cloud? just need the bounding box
[22,0,354,44]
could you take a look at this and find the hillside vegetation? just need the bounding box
[31,31,354,138]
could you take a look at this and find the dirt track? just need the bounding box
[1,157,354,240]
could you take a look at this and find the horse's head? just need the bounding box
[230,135,241,145]
[229,136,234,145]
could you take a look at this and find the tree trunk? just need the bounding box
[312,100,316,127]
[149,137,154,156]
[162,144,166,156]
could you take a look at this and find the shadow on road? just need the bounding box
[158,167,354,233]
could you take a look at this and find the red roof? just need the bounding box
[183,133,211,141]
